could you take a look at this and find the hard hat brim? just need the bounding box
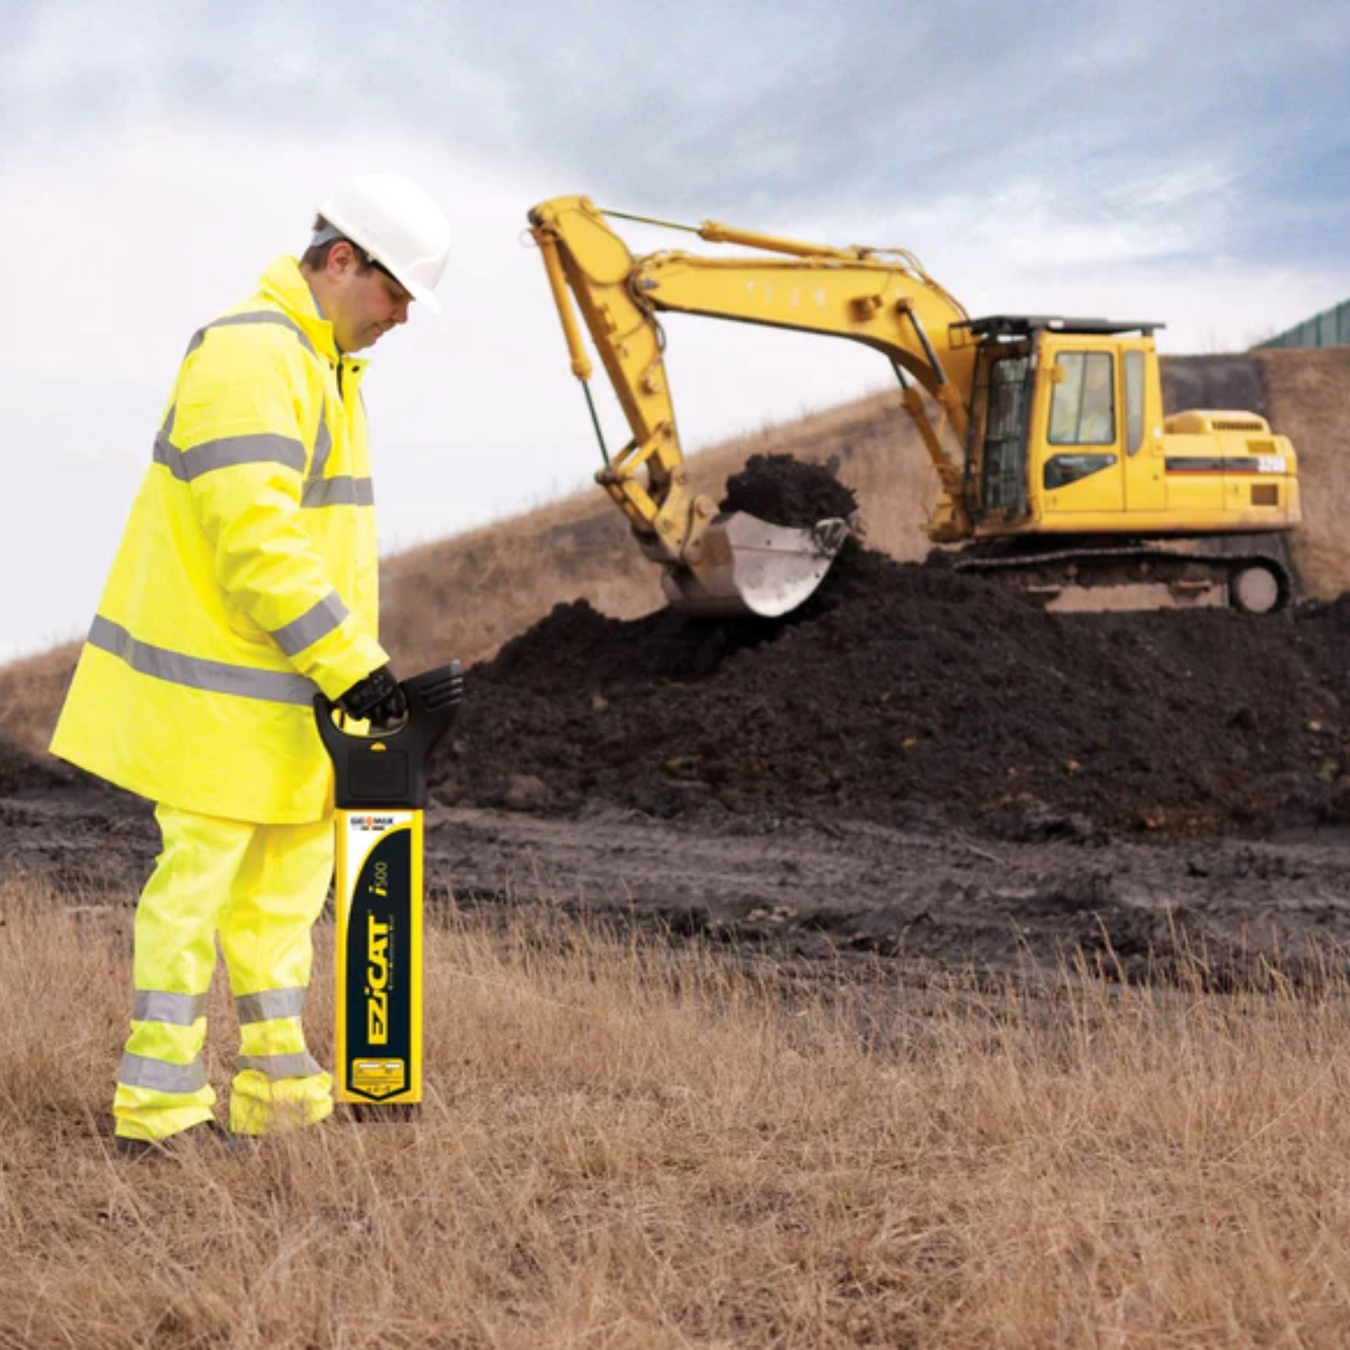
[402,279,441,315]
[363,246,442,315]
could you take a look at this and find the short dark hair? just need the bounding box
[300,215,376,274]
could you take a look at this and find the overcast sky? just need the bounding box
[4,0,1348,658]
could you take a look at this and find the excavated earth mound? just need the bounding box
[437,457,1350,838]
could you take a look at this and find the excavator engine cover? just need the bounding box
[661,512,851,618]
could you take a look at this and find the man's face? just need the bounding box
[324,245,414,353]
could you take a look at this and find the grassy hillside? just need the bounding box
[1260,348,1350,595]
[378,387,934,677]
[4,346,1346,758]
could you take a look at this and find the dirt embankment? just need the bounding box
[432,456,1350,840]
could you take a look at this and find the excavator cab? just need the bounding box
[952,317,1300,610]
[959,316,1162,530]
[961,325,1037,522]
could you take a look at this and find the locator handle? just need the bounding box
[314,661,464,809]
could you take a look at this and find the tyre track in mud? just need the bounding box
[8,771,1350,982]
[423,805,1350,982]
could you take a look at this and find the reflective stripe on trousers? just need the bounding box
[113,803,335,1142]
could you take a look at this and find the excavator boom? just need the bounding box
[528,195,977,614]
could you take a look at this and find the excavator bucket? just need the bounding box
[661,513,851,618]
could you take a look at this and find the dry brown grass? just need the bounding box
[0,643,82,761]
[7,875,1350,1346]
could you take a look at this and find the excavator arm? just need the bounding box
[528,194,978,613]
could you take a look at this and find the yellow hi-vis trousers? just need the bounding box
[113,804,335,1141]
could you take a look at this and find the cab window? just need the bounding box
[1044,452,1118,490]
[1049,352,1115,445]
[1124,349,1145,455]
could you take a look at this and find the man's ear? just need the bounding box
[327,240,359,282]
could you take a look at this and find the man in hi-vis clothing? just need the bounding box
[50,174,451,1155]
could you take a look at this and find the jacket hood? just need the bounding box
[257,255,342,362]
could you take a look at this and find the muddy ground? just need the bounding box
[8,749,1350,984]
[8,454,1350,983]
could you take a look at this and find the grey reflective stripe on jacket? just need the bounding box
[88,616,318,706]
[302,476,375,508]
[153,431,307,482]
[119,1052,209,1094]
[269,592,349,658]
[131,990,207,1026]
[160,311,364,508]
[236,987,307,1024]
[238,1052,324,1080]
[310,398,333,478]
[185,310,318,359]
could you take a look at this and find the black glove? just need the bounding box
[336,665,408,725]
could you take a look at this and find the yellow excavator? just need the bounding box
[528,194,1300,618]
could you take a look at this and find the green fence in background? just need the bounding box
[1256,299,1350,349]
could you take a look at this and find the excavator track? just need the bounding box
[953,537,1296,614]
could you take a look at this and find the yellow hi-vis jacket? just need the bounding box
[50,256,390,824]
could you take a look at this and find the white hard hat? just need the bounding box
[316,173,451,313]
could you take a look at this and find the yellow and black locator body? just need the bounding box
[315,662,464,1110]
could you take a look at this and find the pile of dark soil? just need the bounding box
[433,457,1350,837]
[0,742,94,799]
[720,452,858,526]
